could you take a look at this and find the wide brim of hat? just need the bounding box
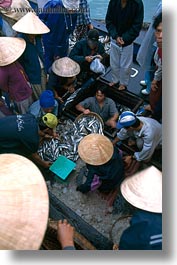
[0,154,49,250]
[120,166,162,213]
[62,0,79,10]
[12,12,50,34]
[0,37,26,66]
[78,133,114,166]
[52,57,80,77]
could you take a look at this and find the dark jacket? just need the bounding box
[19,34,45,84]
[105,0,144,46]
[77,148,124,193]
[69,39,105,63]
[39,0,77,58]
[0,114,39,157]
[119,209,162,250]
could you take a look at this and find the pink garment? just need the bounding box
[0,61,32,102]
[0,0,12,8]
[91,174,102,191]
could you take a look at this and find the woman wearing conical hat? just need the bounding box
[12,12,50,100]
[118,166,162,250]
[0,37,33,114]
[77,133,124,194]
[47,57,80,116]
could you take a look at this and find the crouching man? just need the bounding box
[112,111,162,165]
[76,134,124,194]
[0,113,58,169]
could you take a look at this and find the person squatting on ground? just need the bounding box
[28,90,58,120]
[47,57,80,115]
[75,86,119,128]
[112,111,162,165]
[69,29,106,81]
[76,134,124,194]
[0,113,58,169]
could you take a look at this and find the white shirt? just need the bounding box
[117,116,162,161]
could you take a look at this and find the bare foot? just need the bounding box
[57,219,74,249]
[118,84,127,91]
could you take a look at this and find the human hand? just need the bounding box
[116,37,124,46]
[88,23,94,30]
[83,109,91,114]
[151,80,158,91]
[68,86,75,93]
[123,155,132,167]
[57,219,74,249]
[109,119,117,128]
[85,56,93,63]
[56,96,64,104]
[53,132,60,139]
[95,54,103,60]
[43,161,52,168]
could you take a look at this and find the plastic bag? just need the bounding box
[90,58,105,74]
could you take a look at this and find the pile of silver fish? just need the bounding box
[38,116,103,162]
[63,87,82,109]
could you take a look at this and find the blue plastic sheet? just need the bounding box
[49,155,76,180]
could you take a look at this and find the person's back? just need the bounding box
[119,209,162,250]
[0,114,39,156]
[28,99,58,120]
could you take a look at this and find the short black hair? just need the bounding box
[124,118,140,129]
[96,85,107,95]
[38,118,48,131]
[153,12,162,30]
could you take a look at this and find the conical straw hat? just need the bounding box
[52,57,80,77]
[0,37,26,66]
[0,154,49,250]
[12,12,50,34]
[121,166,162,213]
[78,133,114,166]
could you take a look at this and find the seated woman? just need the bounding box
[75,86,119,128]
[76,134,124,194]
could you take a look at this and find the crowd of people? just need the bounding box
[0,0,162,250]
